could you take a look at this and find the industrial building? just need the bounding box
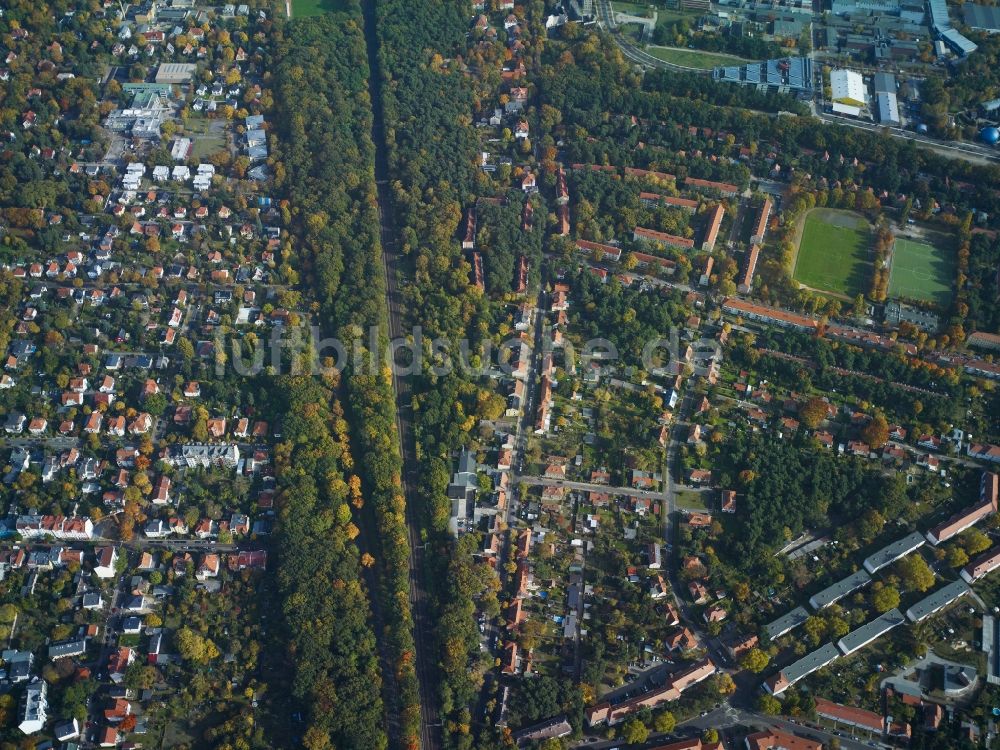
[713,57,813,95]
[832,0,899,14]
[876,91,900,125]
[963,3,1000,32]
[929,0,978,56]
[154,62,197,84]
[983,615,1000,685]
[830,69,867,108]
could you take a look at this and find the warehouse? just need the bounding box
[830,69,866,108]
[154,62,197,84]
[876,91,901,125]
[963,3,1000,32]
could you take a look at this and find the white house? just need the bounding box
[94,546,118,579]
[18,680,47,735]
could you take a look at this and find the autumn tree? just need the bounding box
[860,413,890,450]
[799,397,828,429]
[870,583,901,613]
[895,555,935,592]
[740,648,770,673]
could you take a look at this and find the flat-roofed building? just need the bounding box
[906,580,971,622]
[983,615,1000,685]
[764,606,809,640]
[863,531,925,573]
[873,71,897,93]
[837,609,906,655]
[963,3,1000,31]
[809,570,872,610]
[154,62,197,84]
[876,91,900,125]
[762,643,840,695]
[830,69,866,107]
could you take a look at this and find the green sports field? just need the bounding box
[291,0,346,17]
[793,209,872,298]
[888,237,955,307]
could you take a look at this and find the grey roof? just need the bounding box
[2,649,32,681]
[764,606,809,640]
[122,616,142,632]
[48,638,87,659]
[54,718,80,740]
[514,715,573,743]
[82,592,102,607]
[940,27,978,56]
[837,609,906,654]
[863,531,925,573]
[873,71,896,94]
[928,0,950,26]
[964,3,1000,30]
[877,92,900,124]
[906,579,971,622]
[780,642,841,685]
[809,570,872,609]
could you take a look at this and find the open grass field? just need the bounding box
[674,489,709,512]
[612,1,700,25]
[793,209,872,298]
[291,0,347,17]
[645,46,749,69]
[888,236,955,307]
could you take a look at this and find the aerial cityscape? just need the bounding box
[0,0,998,749]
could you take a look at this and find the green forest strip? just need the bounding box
[373,1,507,747]
[270,6,419,748]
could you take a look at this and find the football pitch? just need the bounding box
[793,209,872,298]
[888,237,954,307]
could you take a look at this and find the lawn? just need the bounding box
[793,209,873,298]
[291,0,348,17]
[611,1,656,17]
[645,46,749,69]
[612,1,699,25]
[674,489,709,512]
[888,236,955,307]
[191,134,225,160]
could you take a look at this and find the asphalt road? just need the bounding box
[513,474,668,501]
